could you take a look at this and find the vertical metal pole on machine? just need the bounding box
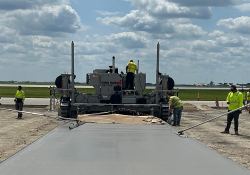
[49,86,52,111]
[137,60,139,75]
[53,87,55,110]
[112,56,115,74]
[156,42,160,104]
[71,41,75,103]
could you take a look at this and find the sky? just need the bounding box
[0,0,250,85]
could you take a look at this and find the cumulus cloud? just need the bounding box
[96,10,121,16]
[2,5,84,36]
[5,44,27,54]
[97,11,206,39]
[216,35,249,47]
[208,30,225,37]
[191,40,224,52]
[125,0,211,19]
[97,11,175,34]
[0,0,87,37]
[218,16,250,34]
[173,24,207,39]
[97,0,208,39]
[0,0,69,10]
[0,26,19,43]
[74,43,107,55]
[234,3,250,11]
[108,32,148,49]
[168,0,239,7]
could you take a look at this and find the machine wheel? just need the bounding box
[160,103,171,124]
[61,109,69,118]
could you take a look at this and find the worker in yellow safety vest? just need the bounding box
[14,86,25,119]
[126,60,137,90]
[221,85,243,135]
[247,89,250,114]
[168,96,184,126]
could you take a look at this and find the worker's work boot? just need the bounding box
[17,113,22,119]
[235,131,239,135]
[221,130,229,134]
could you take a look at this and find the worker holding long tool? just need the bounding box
[14,86,25,119]
[247,89,250,114]
[126,60,137,90]
[221,85,243,135]
[169,96,184,126]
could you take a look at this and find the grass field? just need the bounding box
[0,82,89,86]
[1,87,248,101]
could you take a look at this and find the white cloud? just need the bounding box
[217,16,250,34]
[174,24,207,39]
[4,44,27,54]
[108,32,148,49]
[2,5,85,36]
[0,0,70,10]
[97,10,175,34]
[235,3,250,11]
[191,40,224,52]
[168,0,239,7]
[97,10,206,39]
[216,35,249,47]
[0,26,19,43]
[208,30,225,37]
[125,0,211,19]
[0,0,89,38]
[96,10,121,16]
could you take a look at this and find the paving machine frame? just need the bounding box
[54,42,179,122]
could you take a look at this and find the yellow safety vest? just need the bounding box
[15,90,25,102]
[247,92,250,101]
[226,91,243,110]
[127,62,137,73]
[169,96,183,108]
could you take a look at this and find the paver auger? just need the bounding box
[54,42,179,122]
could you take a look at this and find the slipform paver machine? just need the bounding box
[55,42,179,122]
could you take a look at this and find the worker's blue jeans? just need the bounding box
[173,106,183,125]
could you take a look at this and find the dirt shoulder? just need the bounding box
[178,104,250,169]
[0,107,62,163]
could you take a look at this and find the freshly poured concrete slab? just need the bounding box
[0,123,249,175]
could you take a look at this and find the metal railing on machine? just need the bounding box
[48,86,74,111]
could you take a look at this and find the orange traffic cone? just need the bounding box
[215,97,219,107]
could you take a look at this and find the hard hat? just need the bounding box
[231,85,236,90]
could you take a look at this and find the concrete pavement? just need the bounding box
[1,123,249,175]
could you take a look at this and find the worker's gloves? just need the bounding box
[14,99,16,102]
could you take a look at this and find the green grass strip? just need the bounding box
[0,87,247,101]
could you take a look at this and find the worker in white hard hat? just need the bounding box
[14,86,25,119]
[168,95,183,126]
[221,85,243,135]
[126,60,137,90]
